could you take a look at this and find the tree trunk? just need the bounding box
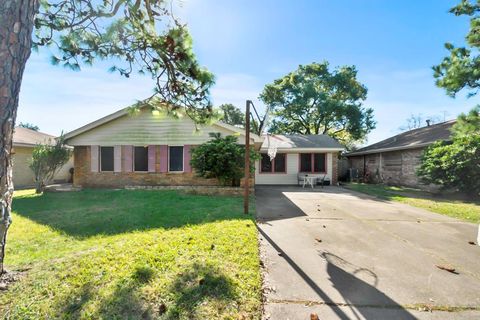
[0,0,39,274]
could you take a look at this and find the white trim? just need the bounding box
[168,145,184,173]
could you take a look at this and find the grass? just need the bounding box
[345,183,480,223]
[0,189,261,319]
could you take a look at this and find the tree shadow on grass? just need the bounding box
[12,189,251,238]
[59,282,95,319]
[55,263,237,320]
[57,265,156,320]
[164,262,237,319]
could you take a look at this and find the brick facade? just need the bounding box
[347,148,424,187]
[331,153,338,185]
[74,146,231,188]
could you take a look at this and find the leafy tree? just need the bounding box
[452,105,480,136]
[30,137,71,194]
[417,107,480,197]
[433,0,480,97]
[0,0,213,273]
[260,62,376,145]
[218,104,245,127]
[18,122,40,131]
[190,134,259,187]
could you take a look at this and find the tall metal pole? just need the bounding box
[244,100,251,214]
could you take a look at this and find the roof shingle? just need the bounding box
[261,134,344,150]
[13,127,56,147]
[347,120,455,156]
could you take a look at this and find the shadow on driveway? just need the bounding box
[257,227,416,319]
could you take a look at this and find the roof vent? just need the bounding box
[426,119,431,126]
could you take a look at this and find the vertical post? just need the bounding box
[244,100,251,214]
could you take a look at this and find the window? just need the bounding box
[300,153,312,172]
[260,153,286,173]
[169,146,183,172]
[134,146,148,172]
[100,146,114,172]
[274,153,286,172]
[300,153,326,173]
[313,153,326,173]
[260,154,272,173]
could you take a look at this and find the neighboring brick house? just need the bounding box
[64,106,344,188]
[345,120,455,187]
[12,127,73,188]
[63,107,263,188]
[255,134,344,186]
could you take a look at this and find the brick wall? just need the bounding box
[331,153,338,185]
[347,148,425,187]
[74,146,225,188]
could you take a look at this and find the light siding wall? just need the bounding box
[67,109,247,146]
[255,152,334,185]
[12,146,73,188]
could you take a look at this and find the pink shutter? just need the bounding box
[123,145,133,172]
[148,145,156,172]
[159,145,168,173]
[184,145,192,173]
[90,145,99,172]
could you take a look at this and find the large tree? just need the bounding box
[0,0,214,274]
[260,62,375,145]
[218,103,245,127]
[433,0,480,97]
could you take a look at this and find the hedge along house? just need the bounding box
[345,120,455,187]
[255,134,344,185]
[63,107,263,188]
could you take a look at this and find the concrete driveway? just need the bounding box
[256,186,480,320]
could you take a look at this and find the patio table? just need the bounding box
[302,176,316,188]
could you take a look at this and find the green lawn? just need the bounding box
[345,183,480,223]
[0,189,261,319]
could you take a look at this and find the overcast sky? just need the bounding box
[18,0,480,144]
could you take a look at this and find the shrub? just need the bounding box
[190,133,259,186]
[417,107,480,197]
[29,136,71,193]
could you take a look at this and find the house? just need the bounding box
[12,127,73,188]
[255,134,344,185]
[63,106,345,188]
[63,107,262,188]
[345,120,455,187]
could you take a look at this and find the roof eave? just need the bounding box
[259,147,344,152]
[64,107,129,141]
[345,142,438,156]
[64,107,263,143]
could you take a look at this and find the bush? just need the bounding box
[190,133,259,186]
[417,107,480,197]
[29,136,71,193]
